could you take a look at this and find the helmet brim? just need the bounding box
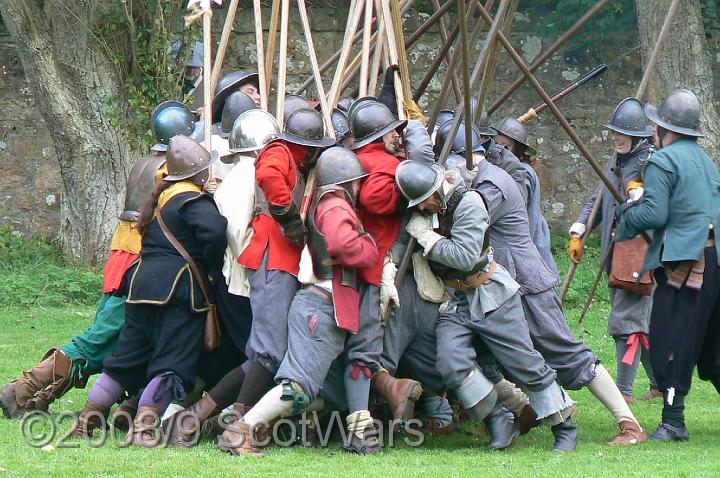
[605,123,654,138]
[164,150,220,182]
[397,163,446,208]
[277,132,335,148]
[644,104,703,138]
[212,73,260,120]
[350,119,407,150]
[150,143,168,152]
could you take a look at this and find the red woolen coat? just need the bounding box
[238,140,309,276]
[355,142,404,286]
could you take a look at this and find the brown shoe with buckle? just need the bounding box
[639,388,663,401]
[70,400,110,438]
[217,405,263,457]
[623,394,636,405]
[167,393,220,447]
[129,406,163,448]
[371,370,423,425]
[416,417,456,436]
[608,420,647,446]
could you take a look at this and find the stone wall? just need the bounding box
[1,6,718,239]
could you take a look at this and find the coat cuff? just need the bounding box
[569,222,586,237]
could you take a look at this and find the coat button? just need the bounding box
[632,272,639,278]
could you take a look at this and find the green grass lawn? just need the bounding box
[0,243,719,477]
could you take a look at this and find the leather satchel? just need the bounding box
[157,211,220,351]
[608,236,653,296]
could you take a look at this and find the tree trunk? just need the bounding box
[0,0,132,265]
[636,0,720,159]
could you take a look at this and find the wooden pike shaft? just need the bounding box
[275,0,291,126]
[210,0,241,95]
[412,21,459,102]
[327,0,363,107]
[579,241,613,323]
[431,0,461,101]
[380,0,404,117]
[368,0,386,97]
[457,0,474,171]
[390,0,412,105]
[203,10,213,152]
[359,0,374,97]
[253,0,268,110]
[635,0,681,100]
[265,0,281,95]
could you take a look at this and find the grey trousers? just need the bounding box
[521,288,598,390]
[344,283,383,372]
[275,289,347,400]
[614,334,657,396]
[436,290,558,392]
[246,249,299,374]
[381,273,445,393]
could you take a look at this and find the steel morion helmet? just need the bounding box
[120,154,167,222]
[492,117,537,156]
[347,96,378,119]
[228,110,280,156]
[164,135,218,182]
[150,101,195,152]
[212,70,260,121]
[277,108,335,148]
[315,147,368,187]
[436,109,455,129]
[644,88,703,137]
[349,101,407,150]
[331,109,351,142]
[284,94,311,124]
[477,110,495,137]
[396,160,446,208]
[435,120,484,157]
[221,91,258,136]
[606,98,653,137]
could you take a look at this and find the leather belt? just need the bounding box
[303,284,333,302]
[443,261,497,292]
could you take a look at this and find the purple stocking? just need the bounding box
[87,374,124,409]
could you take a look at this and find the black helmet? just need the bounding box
[284,94,311,124]
[435,120,484,156]
[349,101,407,150]
[331,109,351,141]
[221,91,258,136]
[395,160,446,208]
[164,135,218,182]
[212,70,259,121]
[315,147,368,187]
[337,97,355,114]
[150,101,195,152]
[606,98,653,137]
[347,96,378,120]
[645,89,703,137]
[492,117,537,156]
[277,108,335,148]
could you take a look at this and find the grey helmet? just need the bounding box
[186,42,204,68]
[315,147,368,187]
[150,101,195,152]
[349,101,407,150]
[477,110,495,137]
[284,94,311,124]
[164,135,218,182]
[435,120,484,156]
[436,109,455,129]
[331,109,350,141]
[492,116,537,156]
[277,108,335,148]
[396,160,446,208]
[120,153,167,222]
[212,70,259,121]
[227,110,280,157]
[606,98,653,137]
[337,97,355,114]
[347,96,378,120]
[645,89,703,137]
[221,91,258,136]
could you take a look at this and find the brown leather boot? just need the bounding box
[623,394,636,405]
[639,388,663,401]
[607,420,648,446]
[217,404,263,457]
[70,400,110,438]
[167,394,220,447]
[517,404,539,435]
[111,393,141,431]
[371,370,423,424]
[0,349,75,419]
[129,406,163,448]
[416,417,456,436]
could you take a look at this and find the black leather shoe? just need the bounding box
[551,418,578,452]
[484,404,520,450]
[649,422,689,442]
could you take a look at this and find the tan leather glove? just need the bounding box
[403,100,428,125]
[568,235,583,263]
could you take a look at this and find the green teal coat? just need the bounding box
[618,138,720,272]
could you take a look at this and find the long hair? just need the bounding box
[136,180,173,235]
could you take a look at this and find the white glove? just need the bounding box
[379,255,400,320]
[627,187,644,202]
[406,213,443,256]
